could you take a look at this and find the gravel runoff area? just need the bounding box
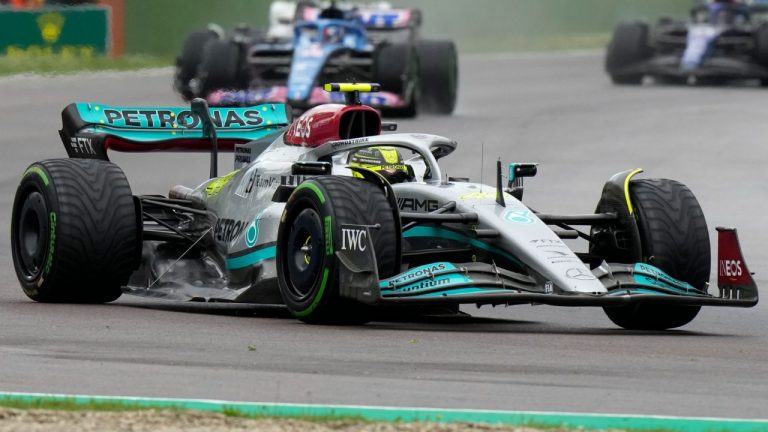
[0,409,599,432]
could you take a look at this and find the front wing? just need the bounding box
[616,55,768,80]
[336,227,758,309]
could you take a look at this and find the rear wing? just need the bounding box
[58,101,290,160]
[357,8,419,30]
[298,5,419,29]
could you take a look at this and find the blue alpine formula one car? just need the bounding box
[606,0,768,85]
[174,1,458,117]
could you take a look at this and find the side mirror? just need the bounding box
[509,163,537,181]
[429,139,457,160]
[507,163,538,201]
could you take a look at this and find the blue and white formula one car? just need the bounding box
[606,0,768,85]
[11,84,757,330]
[174,1,457,117]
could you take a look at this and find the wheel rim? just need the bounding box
[16,190,50,281]
[285,208,325,301]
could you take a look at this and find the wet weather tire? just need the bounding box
[756,24,768,64]
[606,21,652,85]
[277,177,399,324]
[198,39,244,96]
[416,39,458,114]
[11,159,139,303]
[374,43,419,118]
[603,179,710,330]
[174,30,219,100]
[754,24,768,86]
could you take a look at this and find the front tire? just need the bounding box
[276,177,400,324]
[606,21,652,85]
[174,30,219,100]
[197,39,246,97]
[603,179,710,330]
[11,159,140,303]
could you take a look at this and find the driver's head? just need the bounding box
[707,0,747,24]
[348,146,414,184]
[320,0,345,19]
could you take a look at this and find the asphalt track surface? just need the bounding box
[0,52,766,419]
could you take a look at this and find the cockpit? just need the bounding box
[346,146,416,183]
[691,0,750,25]
[324,141,449,184]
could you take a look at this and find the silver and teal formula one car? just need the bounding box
[11,84,758,330]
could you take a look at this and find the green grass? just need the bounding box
[0,398,717,432]
[0,397,156,413]
[0,54,173,77]
[1,393,762,432]
[0,397,368,424]
[219,406,369,423]
[0,33,608,77]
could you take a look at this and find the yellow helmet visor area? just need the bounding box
[349,163,410,178]
[348,146,409,179]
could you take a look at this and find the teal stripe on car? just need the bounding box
[226,245,277,270]
[403,226,522,266]
[606,288,670,296]
[379,262,457,289]
[73,102,289,142]
[402,287,513,298]
[382,273,473,296]
[633,263,697,294]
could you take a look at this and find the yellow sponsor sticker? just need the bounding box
[206,170,239,197]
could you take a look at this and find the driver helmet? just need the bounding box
[708,0,748,24]
[267,1,297,39]
[347,146,414,184]
[323,25,344,43]
[319,1,346,19]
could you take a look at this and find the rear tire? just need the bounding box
[603,179,710,330]
[198,39,246,97]
[374,43,419,118]
[606,21,652,85]
[755,24,768,64]
[754,24,768,86]
[174,30,219,100]
[11,159,139,303]
[416,39,458,114]
[276,177,400,324]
